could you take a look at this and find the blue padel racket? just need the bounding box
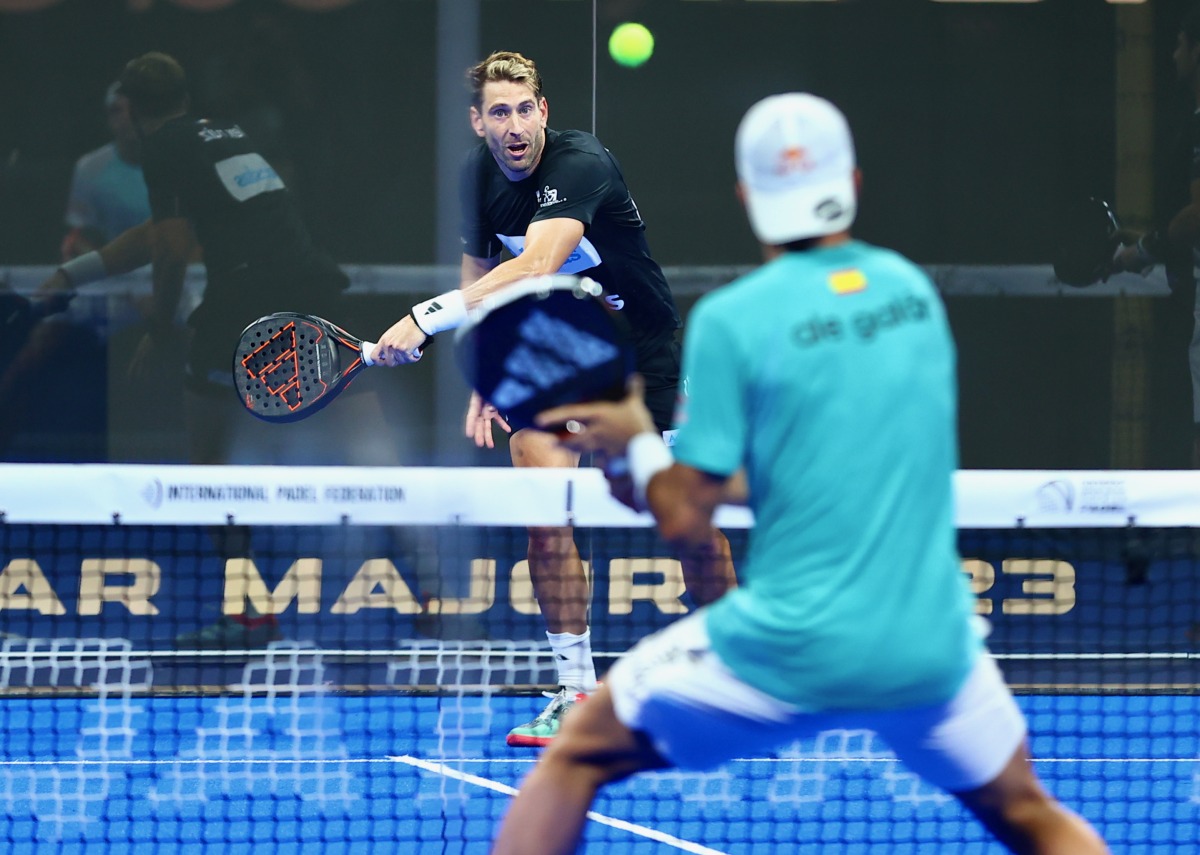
[1052,197,1123,287]
[234,312,378,423]
[454,274,635,433]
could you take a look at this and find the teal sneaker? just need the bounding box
[506,687,586,747]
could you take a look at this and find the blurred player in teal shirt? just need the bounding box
[494,93,1108,855]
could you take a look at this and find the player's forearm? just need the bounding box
[720,470,750,506]
[628,435,722,546]
[53,220,153,291]
[459,254,497,291]
[1167,204,1200,249]
[648,472,720,549]
[99,220,154,277]
[147,252,187,335]
[459,252,564,309]
[410,252,566,338]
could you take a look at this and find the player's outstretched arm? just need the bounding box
[35,218,155,303]
[459,217,584,307]
[375,218,584,367]
[128,217,193,381]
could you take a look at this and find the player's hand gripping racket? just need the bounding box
[454,274,635,433]
[1052,197,1124,287]
[234,312,377,423]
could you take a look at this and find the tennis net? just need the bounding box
[0,464,1196,853]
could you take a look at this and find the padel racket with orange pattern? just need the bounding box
[233,312,377,423]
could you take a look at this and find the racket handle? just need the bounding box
[361,340,379,366]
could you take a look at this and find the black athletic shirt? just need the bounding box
[140,115,346,332]
[1153,107,1200,284]
[460,128,681,339]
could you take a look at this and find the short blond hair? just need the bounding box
[467,51,543,107]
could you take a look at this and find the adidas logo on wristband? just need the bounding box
[411,291,468,336]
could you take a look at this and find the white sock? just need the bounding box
[546,629,597,693]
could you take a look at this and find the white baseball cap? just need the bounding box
[735,93,857,244]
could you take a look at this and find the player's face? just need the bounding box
[471,80,548,181]
[108,96,139,148]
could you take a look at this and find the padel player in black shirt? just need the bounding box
[373,50,735,748]
[35,52,359,651]
[136,89,347,397]
[42,51,347,421]
[458,127,682,427]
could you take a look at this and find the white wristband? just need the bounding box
[58,251,107,287]
[627,431,674,509]
[411,290,468,336]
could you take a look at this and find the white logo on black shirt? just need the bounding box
[214,154,285,202]
[537,185,562,208]
[198,125,247,143]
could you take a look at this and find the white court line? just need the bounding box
[390,754,730,855]
[412,756,1200,765]
[0,755,1196,768]
[0,757,399,767]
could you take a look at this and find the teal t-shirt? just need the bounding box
[673,241,980,711]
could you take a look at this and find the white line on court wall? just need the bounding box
[390,753,731,855]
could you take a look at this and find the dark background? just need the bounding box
[0,0,1196,469]
[0,0,1122,266]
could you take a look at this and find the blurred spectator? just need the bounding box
[1113,5,1200,467]
[34,51,414,649]
[0,85,137,460]
[60,82,150,260]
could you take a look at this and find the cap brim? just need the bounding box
[743,174,857,245]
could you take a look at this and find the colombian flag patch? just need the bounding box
[828,268,867,295]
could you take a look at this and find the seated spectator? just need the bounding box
[61,82,151,260]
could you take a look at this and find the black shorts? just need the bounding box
[633,330,682,433]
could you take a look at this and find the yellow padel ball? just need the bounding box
[609,22,654,68]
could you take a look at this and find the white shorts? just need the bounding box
[606,610,1027,792]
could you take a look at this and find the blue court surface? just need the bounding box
[1,694,1196,853]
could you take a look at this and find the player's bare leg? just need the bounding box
[954,741,1109,854]
[507,428,594,746]
[511,428,589,635]
[493,684,666,855]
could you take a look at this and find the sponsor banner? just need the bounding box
[955,470,1200,528]
[0,523,1194,657]
[0,465,754,529]
[3,465,1198,529]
